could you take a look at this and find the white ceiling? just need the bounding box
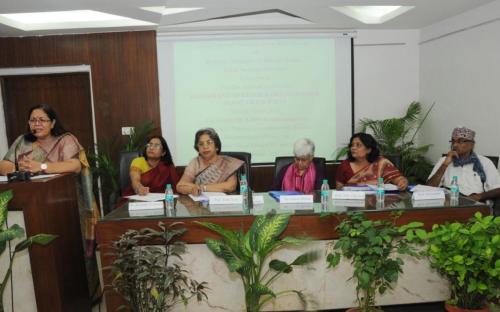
[0,0,496,37]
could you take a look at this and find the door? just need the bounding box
[2,73,94,152]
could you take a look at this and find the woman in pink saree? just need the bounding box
[335,133,408,190]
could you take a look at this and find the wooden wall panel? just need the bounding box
[0,31,161,147]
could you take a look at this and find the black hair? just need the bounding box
[193,128,222,154]
[347,132,380,163]
[24,104,69,142]
[143,135,174,166]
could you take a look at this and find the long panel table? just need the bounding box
[96,192,489,311]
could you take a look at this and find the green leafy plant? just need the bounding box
[195,213,320,312]
[426,212,500,310]
[109,222,207,312]
[326,211,426,312]
[0,190,57,312]
[336,101,435,184]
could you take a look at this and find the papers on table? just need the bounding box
[189,192,226,202]
[409,184,444,193]
[31,173,60,180]
[126,193,179,202]
[0,173,60,182]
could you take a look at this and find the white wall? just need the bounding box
[420,0,500,162]
[353,30,420,130]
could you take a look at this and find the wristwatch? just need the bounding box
[40,163,48,172]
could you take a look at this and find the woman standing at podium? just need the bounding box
[0,103,99,253]
[0,103,100,299]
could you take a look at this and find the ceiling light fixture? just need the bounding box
[0,10,154,31]
[141,7,203,15]
[331,6,414,24]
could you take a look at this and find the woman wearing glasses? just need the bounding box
[177,128,243,195]
[0,104,83,175]
[0,103,100,263]
[123,135,178,196]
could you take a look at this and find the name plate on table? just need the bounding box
[209,195,243,205]
[332,190,366,200]
[412,191,445,201]
[209,204,244,212]
[129,208,165,217]
[279,195,313,204]
[412,199,445,208]
[252,195,264,205]
[279,203,314,211]
[129,201,164,211]
[332,199,366,207]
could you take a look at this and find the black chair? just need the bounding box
[273,156,326,180]
[384,154,402,170]
[442,154,498,168]
[220,151,252,187]
[119,150,141,195]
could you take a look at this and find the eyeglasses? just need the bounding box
[28,118,51,125]
[449,139,473,144]
[197,140,214,148]
[146,143,162,150]
[349,143,365,149]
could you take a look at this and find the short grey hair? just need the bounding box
[293,138,315,158]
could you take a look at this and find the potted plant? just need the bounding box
[0,190,57,312]
[426,212,499,312]
[195,213,320,312]
[326,211,426,312]
[336,101,435,184]
[108,221,207,312]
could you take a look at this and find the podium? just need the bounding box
[0,174,91,312]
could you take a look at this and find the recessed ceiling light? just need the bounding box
[0,10,155,31]
[331,6,414,24]
[141,7,203,15]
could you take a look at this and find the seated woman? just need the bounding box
[123,136,178,196]
[177,128,243,195]
[271,138,325,193]
[335,133,408,190]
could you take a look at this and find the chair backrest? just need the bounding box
[273,156,326,180]
[384,154,402,170]
[220,151,252,186]
[119,150,141,195]
[441,154,498,168]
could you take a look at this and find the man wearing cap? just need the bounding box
[427,126,500,215]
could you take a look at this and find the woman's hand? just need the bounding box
[190,184,202,196]
[18,157,42,173]
[135,184,149,196]
[393,176,408,190]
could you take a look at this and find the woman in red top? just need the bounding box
[335,133,408,190]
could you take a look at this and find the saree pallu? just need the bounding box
[122,160,178,196]
[193,155,244,185]
[337,156,401,185]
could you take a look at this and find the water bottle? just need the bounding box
[450,176,459,201]
[164,184,174,210]
[320,179,330,209]
[376,177,385,203]
[240,174,249,207]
